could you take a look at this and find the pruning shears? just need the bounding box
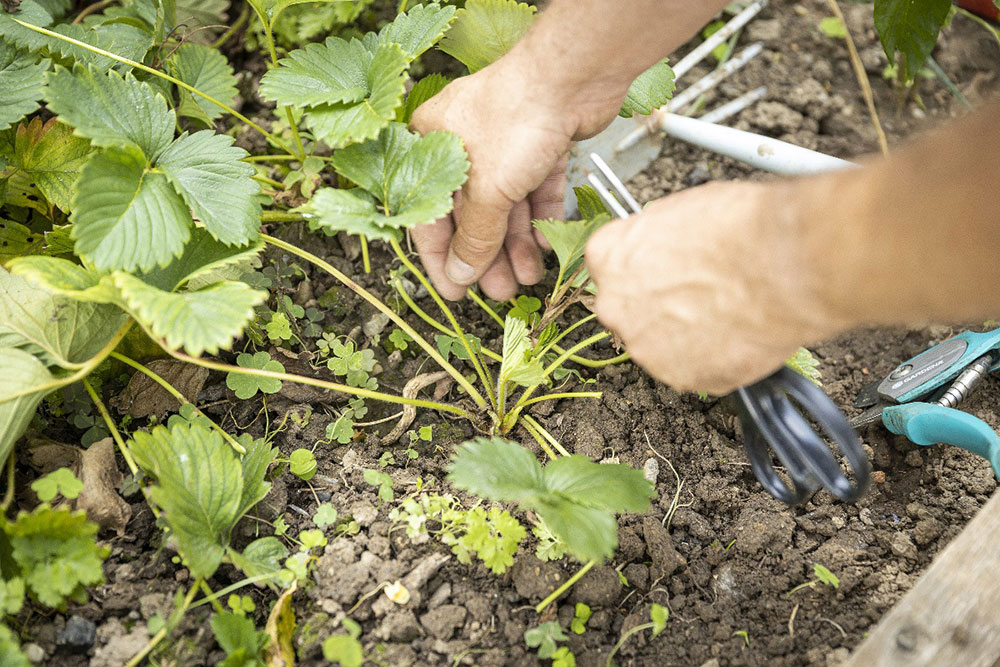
[851,329,1000,478]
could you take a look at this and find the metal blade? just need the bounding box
[850,405,887,429]
[853,379,883,409]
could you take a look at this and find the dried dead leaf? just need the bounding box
[109,360,209,418]
[23,437,131,534]
[76,438,131,535]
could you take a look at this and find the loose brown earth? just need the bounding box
[15,1,1000,665]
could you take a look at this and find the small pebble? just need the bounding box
[23,643,45,663]
[643,458,659,484]
[872,470,886,484]
[57,616,96,653]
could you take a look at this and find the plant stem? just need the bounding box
[466,289,505,327]
[163,348,473,418]
[1,453,15,514]
[245,155,305,163]
[261,211,305,223]
[13,20,298,156]
[540,314,597,356]
[253,174,285,189]
[126,579,201,667]
[521,415,571,457]
[536,560,596,614]
[512,332,609,413]
[393,283,502,362]
[466,289,623,367]
[605,622,656,667]
[210,3,250,49]
[189,573,279,609]
[389,238,496,407]
[110,352,246,455]
[199,580,226,613]
[560,351,630,368]
[519,417,559,461]
[517,392,602,409]
[261,234,487,408]
[827,0,888,157]
[82,378,139,476]
[361,236,371,274]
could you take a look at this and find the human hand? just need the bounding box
[410,58,626,301]
[585,181,846,395]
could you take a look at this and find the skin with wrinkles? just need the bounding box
[411,0,1000,395]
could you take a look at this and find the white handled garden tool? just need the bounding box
[565,0,855,216]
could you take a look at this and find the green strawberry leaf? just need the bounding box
[449,437,654,562]
[138,228,264,293]
[438,0,535,73]
[0,347,55,469]
[237,436,276,518]
[374,2,456,59]
[533,215,609,286]
[5,117,92,211]
[543,455,655,513]
[44,65,175,160]
[397,72,449,123]
[0,266,127,366]
[226,351,284,399]
[129,422,251,579]
[5,504,108,608]
[0,0,54,53]
[0,623,29,667]
[499,315,544,388]
[259,36,373,108]
[305,123,468,239]
[228,536,288,581]
[619,59,676,118]
[114,273,266,356]
[156,130,261,246]
[787,347,822,386]
[71,145,191,272]
[447,437,545,504]
[7,256,120,303]
[874,0,952,82]
[0,41,47,132]
[167,43,238,124]
[303,43,409,148]
[210,611,267,663]
[49,22,153,73]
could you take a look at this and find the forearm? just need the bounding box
[503,0,731,130]
[792,102,1000,332]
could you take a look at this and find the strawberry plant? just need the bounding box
[0,0,679,660]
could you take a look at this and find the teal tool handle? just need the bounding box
[883,403,1000,478]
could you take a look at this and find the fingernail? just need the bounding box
[445,251,476,284]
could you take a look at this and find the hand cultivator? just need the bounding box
[852,329,1000,478]
[587,153,871,505]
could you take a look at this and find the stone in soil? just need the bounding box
[57,615,96,653]
[420,604,467,640]
[643,517,686,579]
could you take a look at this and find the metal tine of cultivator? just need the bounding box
[671,0,768,80]
[669,42,765,114]
[616,41,765,154]
[698,85,768,124]
[588,153,641,218]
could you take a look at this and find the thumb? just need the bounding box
[584,217,629,285]
[446,182,513,285]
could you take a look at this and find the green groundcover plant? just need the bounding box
[0,0,952,661]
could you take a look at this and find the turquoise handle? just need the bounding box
[883,403,1000,478]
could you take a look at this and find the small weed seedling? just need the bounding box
[525,621,575,666]
[786,562,841,597]
[605,603,669,667]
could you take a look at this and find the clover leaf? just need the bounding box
[226,351,285,400]
[30,467,82,502]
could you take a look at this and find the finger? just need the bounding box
[411,214,468,301]
[446,178,513,287]
[529,153,568,221]
[478,249,519,302]
[505,200,545,286]
[584,216,630,286]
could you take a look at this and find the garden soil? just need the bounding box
[16,1,1000,665]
